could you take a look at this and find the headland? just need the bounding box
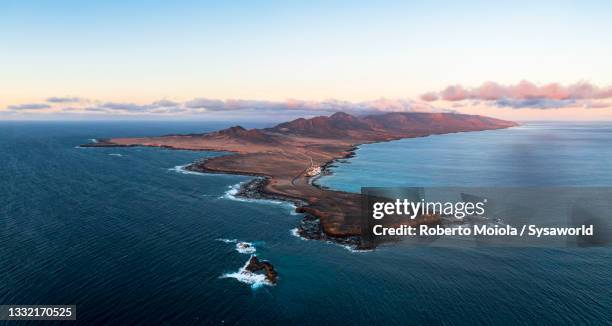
[82,112,518,249]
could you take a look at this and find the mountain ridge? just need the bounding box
[83,111,518,249]
[246,111,519,141]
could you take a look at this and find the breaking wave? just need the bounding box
[168,164,206,176]
[220,255,272,289]
[216,238,257,254]
[290,229,371,253]
[235,242,256,254]
[216,238,237,244]
[221,182,298,214]
[220,182,245,201]
[290,228,307,240]
[339,244,373,254]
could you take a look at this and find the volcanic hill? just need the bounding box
[84,111,517,248]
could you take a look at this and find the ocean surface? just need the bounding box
[0,121,610,325]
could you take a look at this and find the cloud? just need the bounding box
[66,106,114,114]
[419,92,439,101]
[422,80,612,109]
[185,98,230,110]
[495,98,576,109]
[582,101,612,109]
[100,102,156,112]
[4,96,449,116]
[7,103,51,110]
[440,85,470,101]
[152,99,180,107]
[358,98,444,113]
[183,97,446,114]
[46,97,83,103]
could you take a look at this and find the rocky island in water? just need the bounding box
[83,111,517,249]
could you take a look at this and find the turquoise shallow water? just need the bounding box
[0,121,610,325]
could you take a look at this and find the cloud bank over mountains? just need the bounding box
[3,81,611,118]
[45,97,84,104]
[2,97,447,116]
[7,103,51,110]
[421,80,612,109]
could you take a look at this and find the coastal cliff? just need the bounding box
[83,111,518,249]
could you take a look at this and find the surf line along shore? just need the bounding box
[82,111,518,249]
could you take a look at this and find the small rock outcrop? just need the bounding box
[245,255,278,284]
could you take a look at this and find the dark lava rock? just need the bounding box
[245,256,278,284]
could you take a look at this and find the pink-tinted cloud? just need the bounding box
[3,97,449,116]
[583,101,612,109]
[423,81,612,102]
[440,85,470,101]
[183,97,446,114]
[421,80,612,109]
[419,92,439,102]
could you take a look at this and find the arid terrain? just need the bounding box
[84,112,518,248]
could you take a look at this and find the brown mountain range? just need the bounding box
[84,111,518,248]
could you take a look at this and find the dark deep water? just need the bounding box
[0,121,610,325]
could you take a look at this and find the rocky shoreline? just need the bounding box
[80,141,359,247]
[81,112,518,251]
[309,146,357,189]
[186,160,364,249]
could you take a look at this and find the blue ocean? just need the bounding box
[0,121,610,325]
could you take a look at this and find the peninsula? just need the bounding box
[83,112,517,249]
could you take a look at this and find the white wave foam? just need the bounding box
[220,255,272,289]
[290,228,370,253]
[235,242,256,254]
[109,153,123,157]
[234,242,256,253]
[168,164,300,214]
[221,182,298,214]
[168,164,206,176]
[220,182,243,200]
[217,238,257,254]
[338,244,373,253]
[290,228,307,240]
[217,239,257,254]
[216,238,237,244]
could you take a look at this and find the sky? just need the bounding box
[1,0,612,121]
